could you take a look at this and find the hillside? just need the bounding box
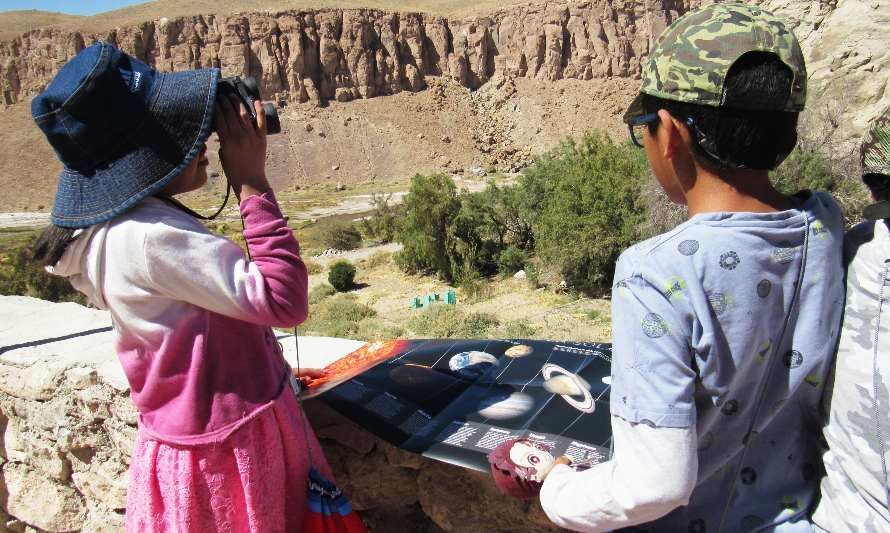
[0,10,82,42]
[0,0,887,213]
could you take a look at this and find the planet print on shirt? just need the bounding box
[678,240,700,256]
[719,251,740,270]
[783,350,803,368]
[721,399,739,416]
[641,313,668,338]
[771,244,796,264]
[541,364,595,413]
[708,292,728,315]
[756,279,772,298]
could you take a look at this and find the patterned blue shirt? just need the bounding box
[610,192,844,532]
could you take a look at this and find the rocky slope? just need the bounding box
[0,0,886,212]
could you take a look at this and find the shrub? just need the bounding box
[360,193,400,243]
[502,320,539,339]
[305,260,323,275]
[365,251,392,269]
[395,173,461,281]
[328,260,356,292]
[497,245,527,275]
[308,283,337,304]
[458,272,492,303]
[524,132,649,295]
[301,294,377,338]
[0,240,85,304]
[321,222,362,251]
[408,306,498,338]
[771,147,870,226]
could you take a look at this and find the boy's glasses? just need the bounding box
[627,113,659,148]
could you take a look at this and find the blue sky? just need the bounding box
[0,1,151,16]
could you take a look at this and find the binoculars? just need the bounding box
[217,76,281,135]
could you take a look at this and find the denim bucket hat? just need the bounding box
[32,42,219,228]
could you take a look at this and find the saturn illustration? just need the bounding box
[448,351,499,379]
[542,364,596,413]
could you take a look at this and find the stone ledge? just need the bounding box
[0,296,558,531]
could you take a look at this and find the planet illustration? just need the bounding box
[541,364,595,413]
[504,344,533,358]
[390,364,460,390]
[448,351,498,379]
[477,391,535,420]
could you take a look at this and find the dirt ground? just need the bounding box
[308,244,613,343]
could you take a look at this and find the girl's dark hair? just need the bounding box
[29,225,78,267]
[643,51,799,171]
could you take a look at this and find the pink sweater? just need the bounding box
[52,192,308,444]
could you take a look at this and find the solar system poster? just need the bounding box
[306,339,615,473]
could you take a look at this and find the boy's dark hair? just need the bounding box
[864,173,890,202]
[643,52,799,171]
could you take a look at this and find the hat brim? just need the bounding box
[51,68,219,228]
[622,93,646,125]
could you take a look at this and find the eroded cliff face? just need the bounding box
[0,0,886,190]
[0,1,697,106]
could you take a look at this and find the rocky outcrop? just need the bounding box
[0,1,692,106]
[0,0,887,158]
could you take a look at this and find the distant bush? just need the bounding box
[497,245,526,275]
[328,260,356,292]
[502,320,539,339]
[321,222,362,251]
[0,240,85,305]
[301,294,377,338]
[360,193,400,243]
[408,306,498,338]
[305,260,323,275]
[308,283,337,304]
[525,132,649,295]
[771,147,870,226]
[364,251,392,269]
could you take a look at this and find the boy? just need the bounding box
[812,108,890,532]
[539,4,845,531]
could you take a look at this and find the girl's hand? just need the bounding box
[214,93,270,198]
[293,368,327,388]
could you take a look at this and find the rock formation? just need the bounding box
[0,1,689,107]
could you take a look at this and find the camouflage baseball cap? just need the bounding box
[862,106,890,177]
[624,2,806,122]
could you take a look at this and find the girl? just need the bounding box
[30,42,333,531]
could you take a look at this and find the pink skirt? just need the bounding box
[126,391,333,532]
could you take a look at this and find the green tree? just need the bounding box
[525,132,649,295]
[395,173,461,282]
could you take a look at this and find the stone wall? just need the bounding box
[0,296,558,532]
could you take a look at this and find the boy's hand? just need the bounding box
[214,93,270,198]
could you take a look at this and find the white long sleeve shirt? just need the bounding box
[540,416,697,532]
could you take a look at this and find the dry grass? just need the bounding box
[0,103,62,212]
[1,0,528,43]
[0,10,83,42]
